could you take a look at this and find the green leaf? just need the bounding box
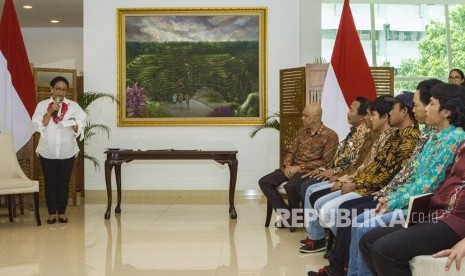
[250,112,280,138]
[78,91,116,171]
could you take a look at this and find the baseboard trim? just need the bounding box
[84,189,266,204]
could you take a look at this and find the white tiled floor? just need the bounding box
[0,200,327,276]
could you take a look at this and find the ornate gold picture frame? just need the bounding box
[117,7,267,126]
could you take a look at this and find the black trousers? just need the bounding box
[309,187,333,208]
[39,155,75,215]
[359,221,461,276]
[327,195,378,275]
[297,177,322,201]
[258,169,306,212]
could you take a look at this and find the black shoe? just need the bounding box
[308,266,332,276]
[300,238,309,246]
[300,238,326,253]
[324,248,332,259]
[47,218,57,224]
[58,217,68,223]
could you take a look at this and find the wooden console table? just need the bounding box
[104,149,238,219]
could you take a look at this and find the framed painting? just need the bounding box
[117,7,267,126]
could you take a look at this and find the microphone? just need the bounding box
[51,98,60,117]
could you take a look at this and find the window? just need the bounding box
[322,2,465,93]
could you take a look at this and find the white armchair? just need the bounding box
[411,255,462,276]
[0,132,41,226]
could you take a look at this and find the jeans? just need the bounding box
[303,181,331,239]
[327,196,377,276]
[317,191,361,236]
[306,189,339,240]
[298,177,324,201]
[347,210,405,276]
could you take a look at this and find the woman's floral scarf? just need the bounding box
[47,101,69,123]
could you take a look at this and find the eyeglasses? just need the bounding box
[53,87,68,92]
[448,76,462,81]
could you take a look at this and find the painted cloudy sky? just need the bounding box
[125,15,259,42]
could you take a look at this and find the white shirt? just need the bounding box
[32,97,86,159]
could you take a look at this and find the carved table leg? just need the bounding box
[104,160,114,219]
[228,159,238,219]
[115,163,122,214]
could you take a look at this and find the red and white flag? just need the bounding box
[321,0,376,140]
[0,0,37,152]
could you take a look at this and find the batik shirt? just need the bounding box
[354,125,420,196]
[387,125,465,210]
[373,126,436,198]
[329,123,371,174]
[337,128,392,182]
[283,124,339,172]
[428,140,465,238]
[339,130,379,177]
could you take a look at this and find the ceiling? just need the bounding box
[0,0,82,27]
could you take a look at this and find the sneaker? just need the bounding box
[299,238,326,253]
[308,265,332,276]
[300,237,310,246]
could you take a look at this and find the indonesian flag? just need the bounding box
[0,0,37,152]
[321,0,376,140]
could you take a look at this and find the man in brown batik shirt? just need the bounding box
[258,103,338,226]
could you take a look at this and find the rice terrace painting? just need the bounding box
[117,8,267,126]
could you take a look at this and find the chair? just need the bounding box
[410,255,462,276]
[264,183,287,227]
[264,67,306,227]
[0,132,41,226]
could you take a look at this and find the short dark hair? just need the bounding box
[354,96,370,116]
[416,79,443,106]
[431,83,465,128]
[50,76,69,88]
[397,91,416,122]
[369,95,394,118]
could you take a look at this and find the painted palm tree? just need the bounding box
[77,92,117,170]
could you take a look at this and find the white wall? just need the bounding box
[300,0,322,65]
[22,28,83,73]
[83,0,301,192]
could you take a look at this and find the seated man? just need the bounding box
[306,92,421,275]
[339,79,443,276]
[297,97,372,200]
[300,95,392,253]
[311,79,441,275]
[349,83,465,276]
[258,103,338,228]
[359,138,465,276]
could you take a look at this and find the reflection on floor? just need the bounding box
[0,198,327,276]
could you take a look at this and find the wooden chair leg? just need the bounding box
[7,195,14,222]
[18,195,24,215]
[265,200,273,227]
[12,195,17,217]
[33,192,41,226]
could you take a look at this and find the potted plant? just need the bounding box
[249,111,280,138]
[76,92,117,195]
